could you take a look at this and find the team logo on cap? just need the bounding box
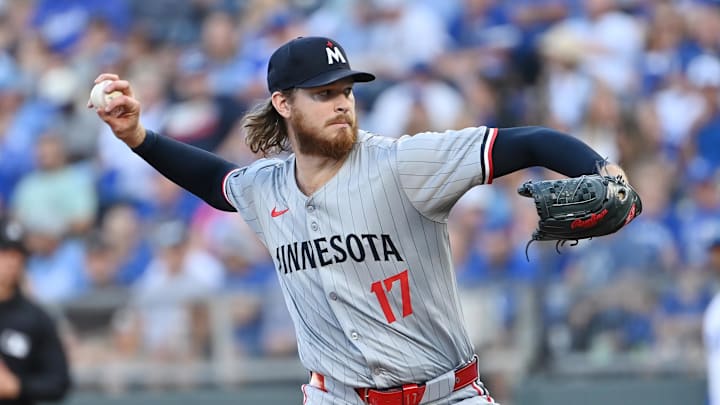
[325,41,346,65]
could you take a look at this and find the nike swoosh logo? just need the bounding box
[271,207,289,218]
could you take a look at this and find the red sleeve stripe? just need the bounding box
[482,127,498,184]
[222,168,242,207]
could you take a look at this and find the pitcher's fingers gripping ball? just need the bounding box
[88,80,122,109]
[518,174,642,257]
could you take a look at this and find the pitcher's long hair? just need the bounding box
[242,90,295,156]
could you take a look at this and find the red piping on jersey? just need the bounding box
[317,373,326,392]
[486,127,498,184]
[221,168,241,207]
[309,372,327,392]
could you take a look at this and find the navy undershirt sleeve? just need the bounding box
[491,126,606,179]
[132,130,237,211]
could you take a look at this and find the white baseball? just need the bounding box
[89,80,122,108]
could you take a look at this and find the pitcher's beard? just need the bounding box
[291,113,357,160]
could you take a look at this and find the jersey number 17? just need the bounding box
[370,269,413,323]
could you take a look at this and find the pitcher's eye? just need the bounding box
[313,90,331,100]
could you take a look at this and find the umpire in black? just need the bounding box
[0,219,71,404]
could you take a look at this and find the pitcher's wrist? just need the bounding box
[125,125,146,149]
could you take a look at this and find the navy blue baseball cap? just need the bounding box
[0,219,27,256]
[267,36,375,92]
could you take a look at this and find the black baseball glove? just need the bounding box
[517,174,642,255]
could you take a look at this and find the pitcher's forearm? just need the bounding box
[132,130,238,211]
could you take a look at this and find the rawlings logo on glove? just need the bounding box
[571,209,608,229]
[518,174,642,258]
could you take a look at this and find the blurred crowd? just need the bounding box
[0,0,719,398]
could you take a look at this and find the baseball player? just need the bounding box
[91,36,630,405]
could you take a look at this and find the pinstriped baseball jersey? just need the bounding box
[223,126,498,389]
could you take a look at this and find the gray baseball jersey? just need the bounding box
[223,126,498,389]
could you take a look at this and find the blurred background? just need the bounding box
[0,0,719,403]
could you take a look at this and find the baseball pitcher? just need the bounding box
[91,36,639,405]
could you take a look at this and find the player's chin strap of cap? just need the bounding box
[354,355,479,405]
